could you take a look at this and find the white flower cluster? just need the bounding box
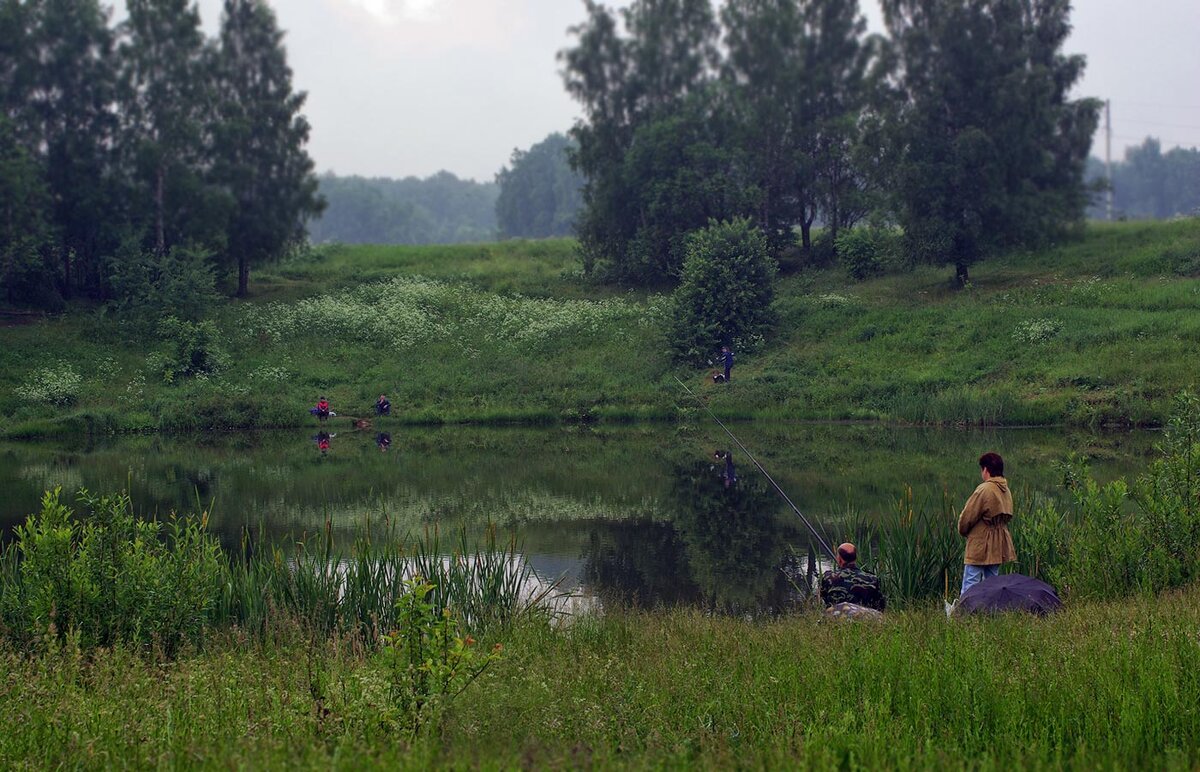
[814,292,859,308]
[1013,317,1063,344]
[241,277,648,351]
[16,361,83,406]
[249,365,292,384]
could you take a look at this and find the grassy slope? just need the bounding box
[1,221,1198,438]
[2,586,1198,769]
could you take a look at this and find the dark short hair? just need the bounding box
[979,452,1005,477]
[837,544,857,564]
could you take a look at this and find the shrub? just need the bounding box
[835,226,902,280]
[154,316,228,383]
[2,489,224,654]
[377,578,503,736]
[836,228,884,280]
[669,218,777,363]
[1026,391,1200,599]
[15,362,83,406]
[105,240,219,327]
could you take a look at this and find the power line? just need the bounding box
[1111,133,1200,147]
[1112,99,1200,111]
[1120,118,1200,131]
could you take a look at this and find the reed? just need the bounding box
[1,492,561,651]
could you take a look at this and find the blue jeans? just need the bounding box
[961,564,999,595]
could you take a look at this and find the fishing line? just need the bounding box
[673,376,836,561]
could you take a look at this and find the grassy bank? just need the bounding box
[2,220,1198,438]
[2,588,1198,769]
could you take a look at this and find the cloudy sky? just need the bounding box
[178,0,1200,181]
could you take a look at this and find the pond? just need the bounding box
[0,423,1155,614]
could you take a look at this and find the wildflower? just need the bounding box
[464,636,476,647]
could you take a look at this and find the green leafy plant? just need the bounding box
[4,488,224,655]
[154,316,229,383]
[378,577,502,736]
[836,228,896,281]
[669,218,777,363]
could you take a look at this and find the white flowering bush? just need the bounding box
[249,365,292,384]
[814,293,859,308]
[241,277,647,352]
[1013,318,1063,344]
[16,362,83,406]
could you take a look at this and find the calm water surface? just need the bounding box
[0,423,1155,613]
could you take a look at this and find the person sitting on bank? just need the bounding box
[375,394,391,417]
[819,542,886,611]
[315,396,330,421]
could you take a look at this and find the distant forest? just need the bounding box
[1087,138,1200,221]
[310,132,584,246]
[309,172,498,245]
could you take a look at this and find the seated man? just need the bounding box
[376,393,391,417]
[818,542,886,612]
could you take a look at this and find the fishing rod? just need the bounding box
[673,376,837,561]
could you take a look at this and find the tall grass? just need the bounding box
[0,493,561,653]
[2,587,1198,768]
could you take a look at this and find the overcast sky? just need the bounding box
[176,0,1200,182]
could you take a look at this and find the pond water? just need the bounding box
[0,423,1155,614]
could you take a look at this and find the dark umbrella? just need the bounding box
[956,573,1063,616]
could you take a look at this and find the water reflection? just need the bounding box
[313,431,334,455]
[580,458,811,614]
[376,432,392,453]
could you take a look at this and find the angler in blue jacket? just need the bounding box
[720,346,734,383]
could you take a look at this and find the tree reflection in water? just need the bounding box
[582,457,821,615]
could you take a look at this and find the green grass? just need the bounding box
[2,586,1198,769]
[2,219,1199,438]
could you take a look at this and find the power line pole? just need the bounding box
[1105,99,1114,221]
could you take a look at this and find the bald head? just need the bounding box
[836,542,857,568]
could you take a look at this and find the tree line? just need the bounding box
[310,171,498,246]
[1087,138,1200,221]
[561,0,1100,287]
[0,0,321,309]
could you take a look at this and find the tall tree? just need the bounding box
[495,132,584,239]
[0,115,56,306]
[883,0,1099,283]
[561,0,731,284]
[117,0,215,257]
[722,0,883,252]
[24,0,119,297]
[720,0,809,252]
[213,0,321,296]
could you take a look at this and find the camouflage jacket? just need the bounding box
[819,564,886,611]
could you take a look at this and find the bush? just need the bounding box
[105,240,219,327]
[1,489,224,654]
[836,228,902,281]
[15,362,83,406]
[1023,391,1200,599]
[154,316,228,383]
[669,218,777,363]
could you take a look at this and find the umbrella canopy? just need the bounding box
[956,573,1063,616]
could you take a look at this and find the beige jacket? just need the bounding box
[958,477,1017,566]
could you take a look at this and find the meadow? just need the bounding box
[1,219,1198,438]
[2,584,1197,769]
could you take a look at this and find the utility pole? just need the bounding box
[1105,99,1114,221]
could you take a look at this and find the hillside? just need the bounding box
[1,220,1198,438]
